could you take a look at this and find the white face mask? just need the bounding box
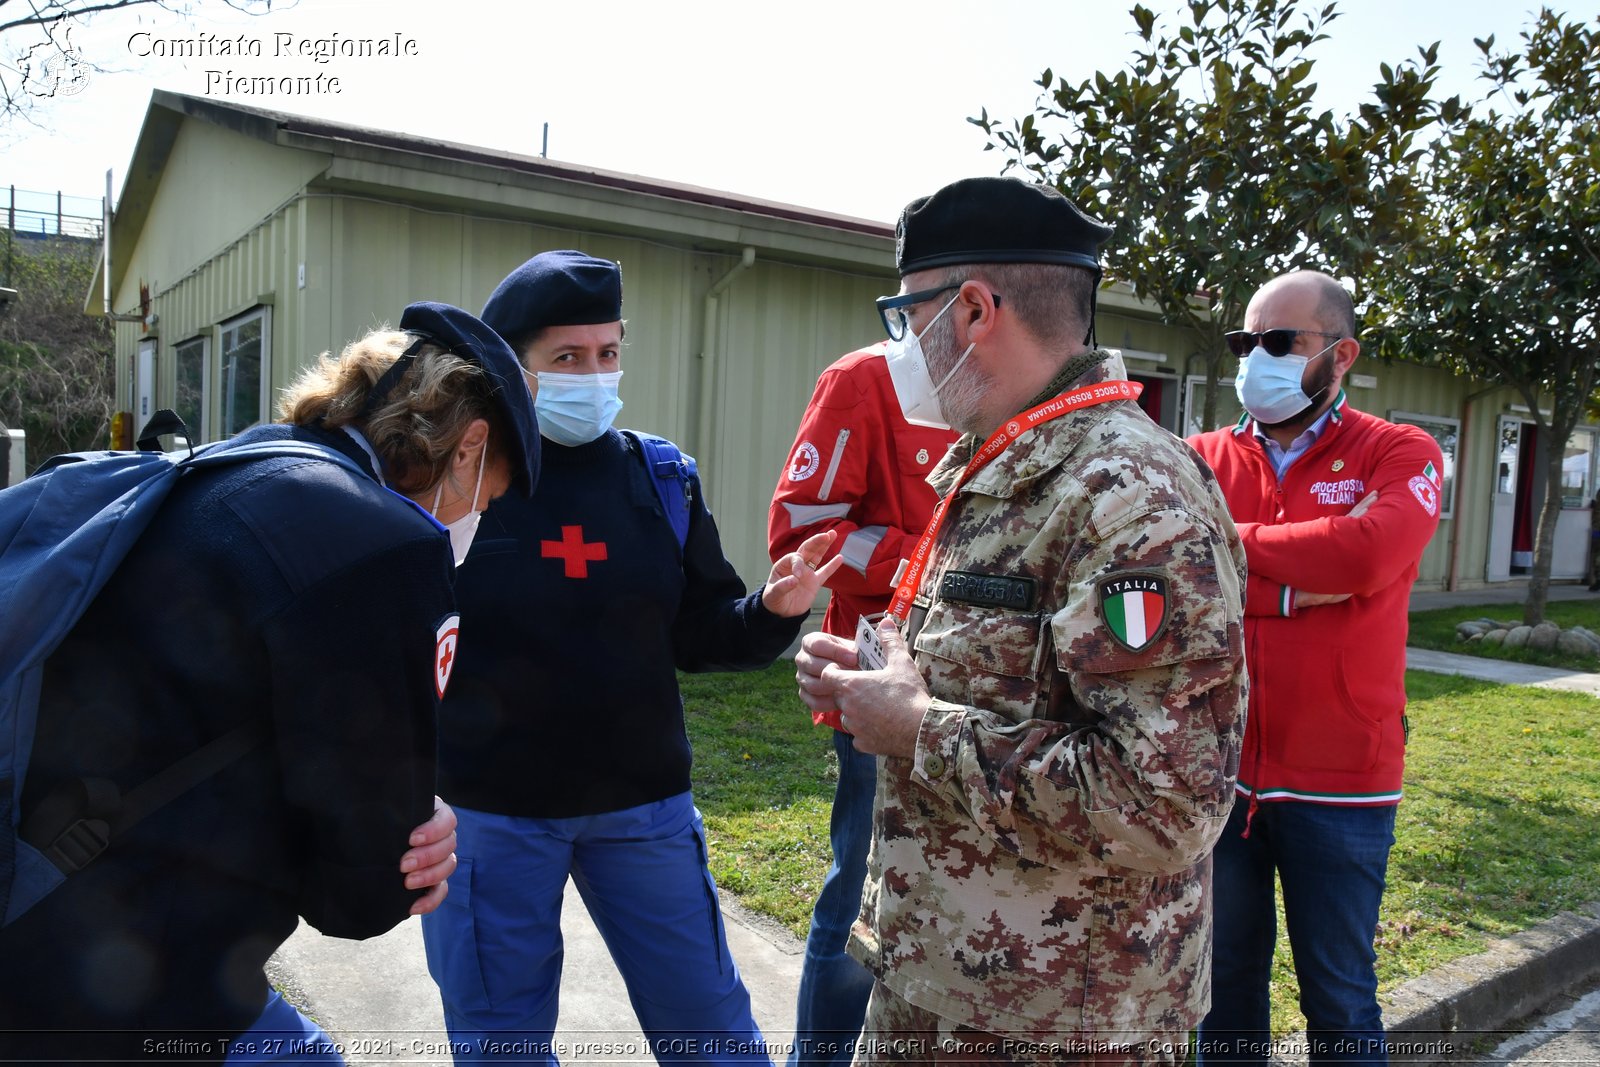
[432,442,488,566]
[534,370,624,446]
[1234,339,1337,425]
[883,295,975,430]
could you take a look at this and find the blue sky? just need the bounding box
[1,0,1563,223]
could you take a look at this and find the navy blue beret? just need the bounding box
[896,177,1113,276]
[480,250,623,349]
[398,301,540,496]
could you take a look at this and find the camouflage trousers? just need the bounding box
[850,981,1186,1067]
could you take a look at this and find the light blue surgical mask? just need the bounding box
[1234,340,1336,425]
[534,371,624,446]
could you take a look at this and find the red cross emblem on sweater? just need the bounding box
[542,525,608,578]
[434,614,460,698]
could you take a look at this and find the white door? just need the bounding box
[1487,416,1528,582]
[135,339,157,440]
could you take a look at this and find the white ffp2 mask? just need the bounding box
[432,443,488,566]
[883,295,974,430]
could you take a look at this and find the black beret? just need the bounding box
[480,250,623,347]
[896,177,1113,276]
[398,301,541,497]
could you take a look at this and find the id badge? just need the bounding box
[855,613,888,671]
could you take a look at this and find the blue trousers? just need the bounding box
[1199,800,1397,1066]
[421,793,770,1065]
[224,989,343,1064]
[788,730,877,1067]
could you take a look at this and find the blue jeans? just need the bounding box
[1199,799,1397,1066]
[421,794,770,1065]
[788,730,877,1067]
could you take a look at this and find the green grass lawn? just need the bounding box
[682,662,1600,1037]
[1408,599,1600,671]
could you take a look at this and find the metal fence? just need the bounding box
[2,185,103,240]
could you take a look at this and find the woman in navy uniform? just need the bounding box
[421,251,840,1063]
[0,303,540,1064]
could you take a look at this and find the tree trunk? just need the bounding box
[1522,442,1570,626]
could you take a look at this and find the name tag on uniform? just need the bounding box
[856,614,888,671]
[937,570,1037,611]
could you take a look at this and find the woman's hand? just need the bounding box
[762,530,845,617]
[401,797,458,915]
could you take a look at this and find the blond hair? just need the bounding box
[278,328,508,495]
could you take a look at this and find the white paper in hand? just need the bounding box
[855,614,888,671]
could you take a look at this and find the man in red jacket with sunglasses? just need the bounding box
[1189,270,1443,1067]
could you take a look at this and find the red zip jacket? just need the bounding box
[769,345,957,729]
[1188,393,1443,804]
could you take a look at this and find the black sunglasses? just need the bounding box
[1225,329,1343,358]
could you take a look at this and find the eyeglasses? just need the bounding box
[875,285,964,341]
[1225,329,1344,358]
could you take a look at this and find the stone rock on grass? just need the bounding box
[1481,629,1509,647]
[1556,630,1600,658]
[1528,622,1562,651]
[1503,626,1534,649]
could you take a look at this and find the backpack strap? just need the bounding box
[135,409,197,456]
[183,438,369,480]
[621,429,696,551]
[20,723,266,876]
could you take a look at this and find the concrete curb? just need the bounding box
[1384,901,1600,1061]
[1270,901,1600,1065]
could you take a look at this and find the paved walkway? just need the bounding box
[268,582,1600,1065]
[270,889,799,1066]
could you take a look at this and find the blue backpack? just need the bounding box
[0,412,365,926]
[622,430,697,552]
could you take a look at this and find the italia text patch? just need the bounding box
[1097,572,1169,653]
[938,570,1037,611]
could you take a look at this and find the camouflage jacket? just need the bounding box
[848,352,1248,1041]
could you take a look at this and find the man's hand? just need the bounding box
[763,529,846,617]
[796,619,930,759]
[401,798,457,916]
[1350,490,1378,518]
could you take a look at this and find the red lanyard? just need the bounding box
[887,380,1143,622]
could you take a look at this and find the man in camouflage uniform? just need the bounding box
[795,176,1247,1065]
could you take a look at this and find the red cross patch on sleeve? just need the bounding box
[1408,475,1440,517]
[435,613,461,698]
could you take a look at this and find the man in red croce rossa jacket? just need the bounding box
[769,343,955,1066]
[1189,270,1443,1067]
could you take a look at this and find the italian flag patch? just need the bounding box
[1097,573,1169,653]
[1423,460,1441,487]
